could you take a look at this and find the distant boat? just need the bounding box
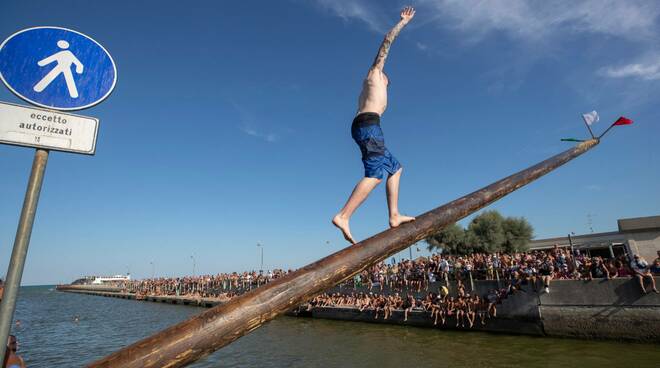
[69,274,131,285]
[90,274,131,285]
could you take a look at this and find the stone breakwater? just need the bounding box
[57,278,660,342]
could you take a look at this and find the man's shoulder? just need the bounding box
[366,67,384,78]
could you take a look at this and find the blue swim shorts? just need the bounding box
[351,112,402,180]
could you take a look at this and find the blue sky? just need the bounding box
[0,0,658,285]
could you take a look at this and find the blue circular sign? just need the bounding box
[0,26,117,111]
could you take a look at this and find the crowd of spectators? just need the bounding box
[107,247,658,304]
[341,246,660,294]
[118,269,292,299]
[300,248,659,328]
[306,278,513,329]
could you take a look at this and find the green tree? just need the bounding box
[466,210,506,253]
[426,223,465,254]
[425,210,534,255]
[501,216,533,253]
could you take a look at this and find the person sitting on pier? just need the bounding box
[486,289,498,318]
[539,256,554,293]
[589,256,610,280]
[403,293,416,322]
[631,254,658,294]
[651,251,660,276]
[465,295,476,328]
[332,6,417,244]
[373,295,386,319]
[605,259,619,279]
[455,295,467,328]
[430,294,445,326]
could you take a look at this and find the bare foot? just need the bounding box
[332,214,356,244]
[390,214,416,228]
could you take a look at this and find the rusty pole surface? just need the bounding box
[89,140,599,368]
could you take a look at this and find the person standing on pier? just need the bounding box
[333,6,417,244]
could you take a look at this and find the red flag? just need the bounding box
[612,116,633,126]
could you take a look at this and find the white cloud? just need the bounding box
[599,60,660,80]
[312,0,386,32]
[265,133,278,143]
[240,125,279,143]
[417,0,660,88]
[231,100,280,143]
[418,0,660,43]
[308,0,660,87]
[585,184,601,191]
[308,0,660,46]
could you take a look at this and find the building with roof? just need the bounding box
[529,215,660,262]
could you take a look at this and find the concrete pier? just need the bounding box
[56,285,224,308]
[317,277,660,342]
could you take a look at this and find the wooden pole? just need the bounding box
[89,139,599,368]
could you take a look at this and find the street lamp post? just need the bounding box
[190,255,196,277]
[150,261,155,279]
[257,243,264,273]
[568,233,579,271]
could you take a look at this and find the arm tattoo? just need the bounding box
[372,20,407,69]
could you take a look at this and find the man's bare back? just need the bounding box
[357,68,388,115]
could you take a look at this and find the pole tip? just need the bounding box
[579,138,600,149]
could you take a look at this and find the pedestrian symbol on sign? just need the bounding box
[0,26,116,110]
[33,40,84,98]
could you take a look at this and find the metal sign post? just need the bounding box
[0,149,48,354]
[0,26,116,358]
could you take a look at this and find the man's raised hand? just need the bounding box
[400,6,416,23]
[371,6,416,69]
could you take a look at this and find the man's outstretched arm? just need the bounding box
[372,6,416,70]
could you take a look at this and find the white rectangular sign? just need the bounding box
[0,101,98,155]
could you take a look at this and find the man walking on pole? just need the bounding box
[333,6,416,244]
